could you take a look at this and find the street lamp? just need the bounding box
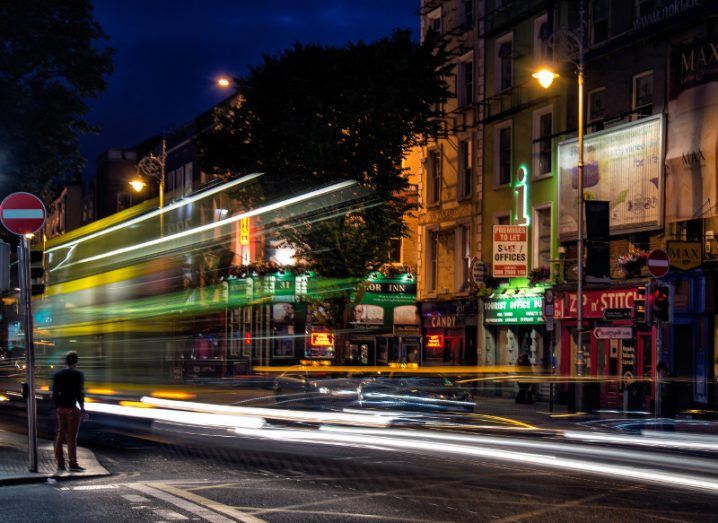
[216,77,232,88]
[533,3,586,388]
[129,139,167,211]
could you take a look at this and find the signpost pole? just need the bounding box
[1,191,47,473]
[18,235,38,472]
[655,317,662,418]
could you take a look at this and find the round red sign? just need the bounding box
[647,249,669,278]
[0,192,47,236]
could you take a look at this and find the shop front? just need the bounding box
[555,286,655,410]
[421,300,477,366]
[483,291,548,367]
[345,274,418,366]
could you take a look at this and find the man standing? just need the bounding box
[52,351,87,472]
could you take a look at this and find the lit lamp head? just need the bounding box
[216,77,231,88]
[532,67,559,89]
[129,178,147,192]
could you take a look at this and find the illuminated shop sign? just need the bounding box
[484,296,544,325]
[310,332,335,347]
[426,334,444,349]
[240,217,250,245]
[492,225,528,278]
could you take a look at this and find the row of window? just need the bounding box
[588,70,653,123]
[425,137,475,205]
[425,105,552,204]
[427,1,660,47]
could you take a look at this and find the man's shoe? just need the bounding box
[56,465,66,473]
[68,464,86,472]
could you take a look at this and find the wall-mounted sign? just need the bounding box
[603,308,632,320]
[670,32,718,97]
[426,334,444,349]
[558,116,663,238]
[351,304,384,326]
[393,305,419,325]
[310,332,334,347]
[366,281,416,294]
[594,326,633,340]
[240,217,250,245]
[492,225,528,278]
[556,288,639,319]
[667,240,702,271]
[484,295,544,325]
[470,258,486,286]
[421,300,477,328]
[514,165,529,225]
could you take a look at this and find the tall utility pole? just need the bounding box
[532,0,586,410]
[575,0,586,410]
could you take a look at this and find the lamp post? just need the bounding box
[533,2,586,406]
[130,139,167,231]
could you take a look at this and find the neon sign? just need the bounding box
[514,164,529,225]
[310,332,335,347]
[426,334,444,349]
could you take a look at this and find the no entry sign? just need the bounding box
[0,192,46,236]
[647,249,669,278]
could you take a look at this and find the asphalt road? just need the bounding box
[1,419,717,523]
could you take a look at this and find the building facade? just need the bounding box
[418,0,485,366]
[478,0,566,373]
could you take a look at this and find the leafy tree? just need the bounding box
[201,29,448,270]
[200,29,449,330]
[0,0,114,199]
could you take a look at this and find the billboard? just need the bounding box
[492,225,528,278]
[557,115,664,238]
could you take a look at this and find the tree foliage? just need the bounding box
[0,0,114,199]
[200,30,450,279]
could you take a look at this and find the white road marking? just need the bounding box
[122,494,150,503]
[71,484,118,490]
[153,509,189,520]
[129,482,266,523]
[149,482,268,523]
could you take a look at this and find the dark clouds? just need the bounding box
[81,0,418,178]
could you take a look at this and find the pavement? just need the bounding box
[0,429,110,486]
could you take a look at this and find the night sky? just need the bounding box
[82,0,418,179]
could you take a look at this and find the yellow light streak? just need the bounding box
[150,390,197,400]
[119,400,154,408]
[87,388,118,395]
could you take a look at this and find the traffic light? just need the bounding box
[633,286,646,324]
[652,285,670,322]
[30,249,45,296]
[0,241,9,292]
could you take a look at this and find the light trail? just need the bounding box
[231,425,718,493]
[46,172,263,254]
[67,180,358,268]
[564,430,718,452]
[85,401,264,430]
[140,396,396,428]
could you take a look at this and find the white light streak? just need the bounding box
[69,180,358,267]
[46,173,263,254]
[232,426,718,493]
[564,430,718,452]
[85,402,264,429]
[140,396,395,428]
